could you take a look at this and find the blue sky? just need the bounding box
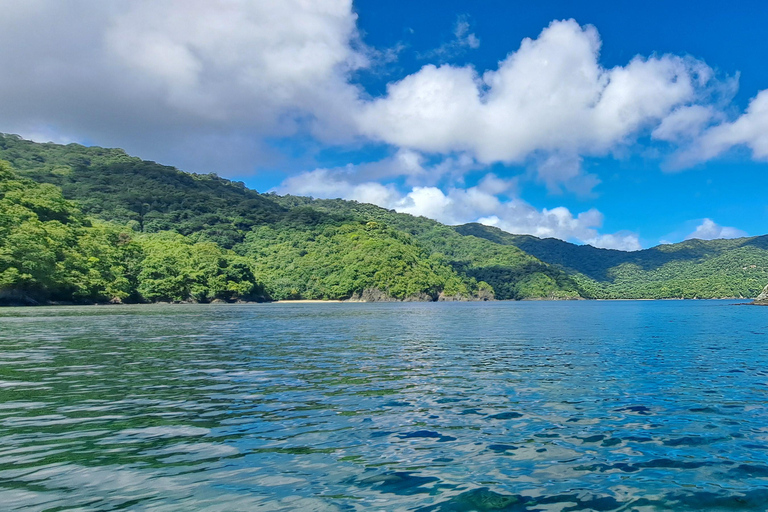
[1,1,768,250]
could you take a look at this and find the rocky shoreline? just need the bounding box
[346,287,493,302]
[3,286,767,307]
[750,284,768,305]
[0,286,493,307]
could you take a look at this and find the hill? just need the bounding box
[0,134,287,248]
[0,159,270,305]
[2,133,766,303]
[266,196,582,300]
[0,134,580,302]
[455,223,768,299]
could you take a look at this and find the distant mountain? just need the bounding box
[1,133,765,303]
[455,223,768,299]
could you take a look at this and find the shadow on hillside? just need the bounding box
[454,223,760,282]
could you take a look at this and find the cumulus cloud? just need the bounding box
[0,0,366,172]
[651,105,717,143]
[674,90,768,166]
[0,6,738,185]
[686,218,748,240]
[1,7,722,182]
[585,232,642,252]
[278,149,481,193]
[277,168,403,206]
[279,167,639,250]
[358,20,711,159]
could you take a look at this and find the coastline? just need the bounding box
[0,297,758,308]
[272,299,346,304]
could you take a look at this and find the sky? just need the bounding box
[2,0,768,250]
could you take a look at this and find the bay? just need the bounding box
[1,300,768,510]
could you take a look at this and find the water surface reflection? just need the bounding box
[1,301,767,510]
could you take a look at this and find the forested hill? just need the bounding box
[455,223,768,299]
[0,134,289,248]
[265,195,581,300]
[1,133,766,303]
[0,134,579,303]
[267,197,768,299]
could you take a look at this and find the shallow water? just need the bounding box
[1,300,768,510]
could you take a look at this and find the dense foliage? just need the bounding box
[241,223,474,301]
[0,160,128,303]
[0,161,263,304]
[2,133,767,304]
[134,232,263,303]
[456,223,768,299]
[268,195,582,300]
[0,134,572,301]
[0,134,285,248]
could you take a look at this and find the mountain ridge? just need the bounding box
[1,133,766,303]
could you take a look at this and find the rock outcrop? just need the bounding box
[0,290,40,307]
[347,287,495,303]
[753,284,768,305]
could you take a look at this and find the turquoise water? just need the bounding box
[1,301,768,510]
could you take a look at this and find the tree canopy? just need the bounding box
[2,133,767,304]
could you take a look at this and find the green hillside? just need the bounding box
[267,195,582,300]
[455,223,768,299]
[0,160,484,303]
[0,161,264,304]
[0,134,581,302]
[0,134,286,248]
[1,133,765,304]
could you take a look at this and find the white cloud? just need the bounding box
[418,15,480,61]
[279,168,639,250]
[686,218,747,240]
[475,204,603,241]
[278,167,403,206]
[278,148,482,192]
[0,0,366,172]
[105,0,366,123]
[454,18,480,49]
[652,105,717,143]
[357,19,714,188]
[675,90,768,166]
[0,6,738,188]
[534,153,600,196]
[585,232,642,251]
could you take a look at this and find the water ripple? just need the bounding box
[1,300,767,510]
